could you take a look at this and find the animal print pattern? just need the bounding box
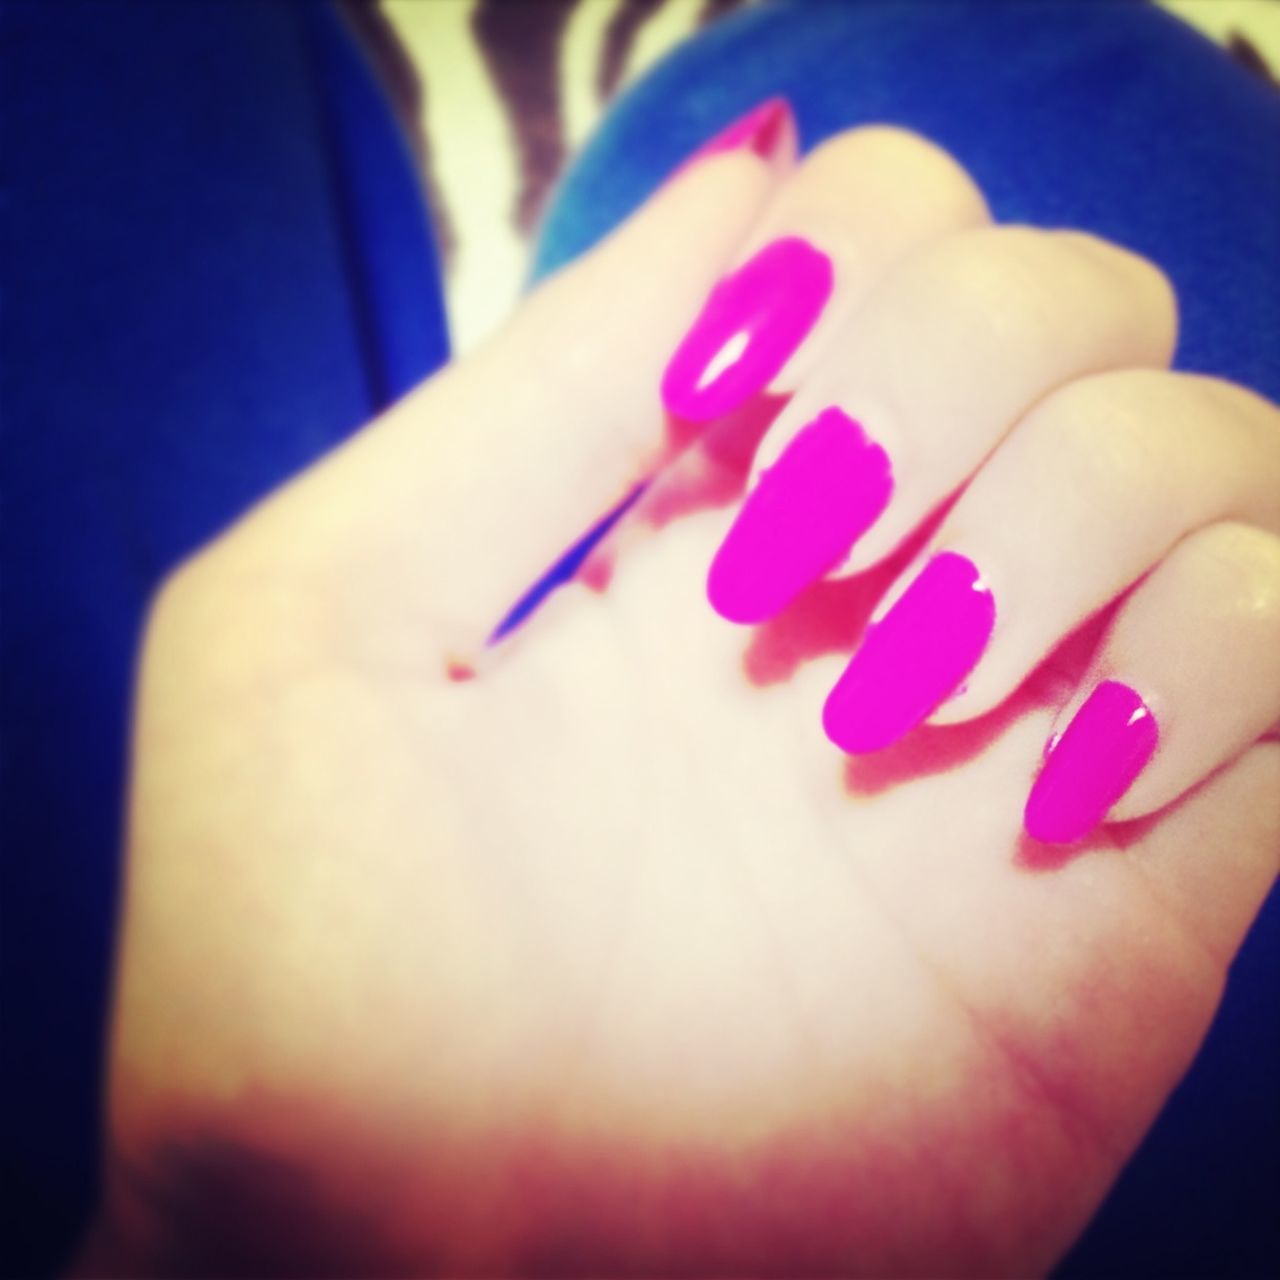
[360,0,1277,352]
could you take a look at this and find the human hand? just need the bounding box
[88,127,1280,1277]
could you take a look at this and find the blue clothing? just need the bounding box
[2,1,1276,1274]
[1,3,447,1273]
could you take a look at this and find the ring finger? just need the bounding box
[822,370,1280,752]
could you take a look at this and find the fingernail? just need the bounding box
[708,408,892,623]
[1024,681,1158,844]
[678,97,794,171]
[661,237,833,424]
[823,552,995,753]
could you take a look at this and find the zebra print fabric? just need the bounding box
[355,0,1275,353]
[354,0,753,349]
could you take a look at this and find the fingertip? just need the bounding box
[1021,682,1159,845]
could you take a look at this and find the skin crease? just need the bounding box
[83,137,1280,1277]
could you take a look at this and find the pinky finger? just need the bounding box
[1025,522,1280,844]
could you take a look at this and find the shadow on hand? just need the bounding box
[834,604,1121,813]
[1014,809,1163,873]
[841,698,1036,799]
[612,396,1145,882]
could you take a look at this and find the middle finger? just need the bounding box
[707,226,1177,624]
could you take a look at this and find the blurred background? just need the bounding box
[383,0,1280,350]
[2,2,1278,1277]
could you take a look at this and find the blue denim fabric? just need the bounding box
[1,2,447,1271]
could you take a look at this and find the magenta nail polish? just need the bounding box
[1024,681,1158,844]
[661,237,833,423]
[678,97,794,171]
[708,408,892,623]
[823,552,995,753]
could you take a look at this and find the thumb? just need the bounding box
[225,155,777,663]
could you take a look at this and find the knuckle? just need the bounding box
[914,226,1175,361]
[1052,231,1179,352]
[1181,522,1280,620]
[899,226,1096,359]
[798,125,989,221]
[1025,369,1171,487]
[916,224,1055,302]
[1036,367,1175,439]
[1182,373,1280,436]
[1024,368,1280,523]
[1052,229,1160,284]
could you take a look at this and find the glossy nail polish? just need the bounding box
[708,408,892,623]
[823,552,995,753]
[661,237,833,423]
[677,97,795,171]
[1024,680,1158,844]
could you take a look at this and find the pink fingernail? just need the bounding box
[823,552,995,753]
[661,237,833,423]
[708,408,892,623]
[1024,681,1158,844]
[678,97,794,171]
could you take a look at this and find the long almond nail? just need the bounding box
[708,408,892,623]
[676,97,795,174]
[823,552,995,753]
[1024,681,1158,844]
[661,237,833,424]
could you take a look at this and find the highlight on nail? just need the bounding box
[661,236,834,424]
[823,551,995,754]
[708,408,893,624]
[1024,680,1158,845]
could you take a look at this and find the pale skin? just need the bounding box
[84,131,1280,1276]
